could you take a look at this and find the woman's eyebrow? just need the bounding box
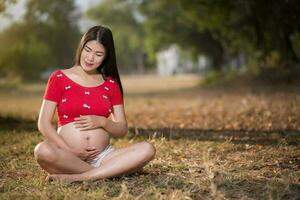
[96,51,104,54]
[84,45,92,50]
[85,45,105,54]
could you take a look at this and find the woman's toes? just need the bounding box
[46,174,62,182]
[45,174,53,182]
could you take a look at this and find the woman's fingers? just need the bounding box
[74,122,91,130]
[74,117,85,121]
[89,149,100,156]
[74,116,89,124]
[86,149,101,160]
[74,119,88,125]
[80,123,90,128]
[74,116,96,130]
[79,126,91,131]
[88,149,100,156]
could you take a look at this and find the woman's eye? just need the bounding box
[84,48,91,52]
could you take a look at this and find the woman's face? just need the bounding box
[80,40,106,73]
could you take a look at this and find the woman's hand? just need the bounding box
[71,147,101,161]
[74,115,107,131]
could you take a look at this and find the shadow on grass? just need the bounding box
[0,115,37,132]
[1,115,299,146]
[0,115,300,146]
[129,127,300,146]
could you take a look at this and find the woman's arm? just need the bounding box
[102,105,128,137]
[38,100,73,151]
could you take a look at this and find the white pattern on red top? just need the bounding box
[43,70,123,127]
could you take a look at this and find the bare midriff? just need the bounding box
[57,122,110,154]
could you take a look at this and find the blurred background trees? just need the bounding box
[0,0,80,81]
[139,0,300,82]
[0,0,17,13]
[87,0,148,74]
[0,0,299,83]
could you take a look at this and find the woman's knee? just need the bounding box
[138,142,156,162]
[34,141,58,163]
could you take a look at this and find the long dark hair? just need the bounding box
[75,25,123,96]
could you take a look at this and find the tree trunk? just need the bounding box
[282,29,299,63]
[211,42,224,71]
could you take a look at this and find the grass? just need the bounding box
[0,74,299,199]
[1,130,299,199]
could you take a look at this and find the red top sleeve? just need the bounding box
[110,78,123,105]
[43,71,63,103]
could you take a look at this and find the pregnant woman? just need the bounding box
[34,25,156,182]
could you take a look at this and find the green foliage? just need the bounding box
[0,23,54,81]
[25,0,80,67]
[1,0,300,82]
[87,0,151,72]
[0,36,52,81]
[0,0,17,13]
[137,0,300,80]
[0,0,80,82]
[139,0,231,70]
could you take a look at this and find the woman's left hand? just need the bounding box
[74,115,107,131]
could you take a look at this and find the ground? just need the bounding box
[0,74,299,199]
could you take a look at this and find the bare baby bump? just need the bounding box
[57,122,110,152]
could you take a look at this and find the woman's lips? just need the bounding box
[84,61,94,67]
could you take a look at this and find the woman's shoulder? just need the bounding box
[49,67,72,78]
[47,68,68,83]
[49,68,63,76]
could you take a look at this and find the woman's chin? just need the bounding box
[81,65,98,73]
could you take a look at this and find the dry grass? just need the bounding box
[0,131,299,199]
[0,74,299,199]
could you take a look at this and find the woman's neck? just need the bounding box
[73,65,101,80]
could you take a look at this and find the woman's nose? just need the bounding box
[87,52,94,61]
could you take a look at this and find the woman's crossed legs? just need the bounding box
[34,141,156,182]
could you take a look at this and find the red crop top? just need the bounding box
[43,69,123,127]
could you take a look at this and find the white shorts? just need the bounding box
[87,144,114,168]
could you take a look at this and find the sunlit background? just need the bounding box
[1,0,299,84]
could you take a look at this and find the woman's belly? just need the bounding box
[57,122,110,153]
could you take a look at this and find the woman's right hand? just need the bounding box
[71,147,100,161]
